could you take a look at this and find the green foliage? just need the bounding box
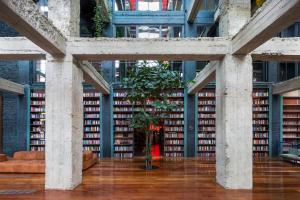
[122,61,184,131]
[121,61,186,169]
[93,1,106,37]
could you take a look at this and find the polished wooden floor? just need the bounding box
[0,158,300,200]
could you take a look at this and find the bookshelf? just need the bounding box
[113,89,185,158]
[83,91,102,157]
[163,90,185,157]
[30,89,45,151]
[282,97,300,153]
[29,88,102,157]
[197,87,270,158]
[113,89,134,158]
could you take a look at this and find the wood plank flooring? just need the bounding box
[0,158,299,200]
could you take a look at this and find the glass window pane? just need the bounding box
[138,26,160,38]
[287,62,296,80]
[116,26,125,37]
[253,62,264,82]
[161,26,182,38]
[162,0,183,11]
[35,60,46,83]
[115,0,136,11]
[138,0,160,11]
[279,62,287,81]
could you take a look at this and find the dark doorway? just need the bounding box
[134,128,164,157]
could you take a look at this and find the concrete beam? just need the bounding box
[188,61,217,94]
[76,61,110,94]
[273,76,300,95]
[187,0,204,23]
[252,37,300,61]
[69,37,231,61]
[232,0,300,55]
[0,37,46,60]
[0,78,24,95]
[0,0,66,57]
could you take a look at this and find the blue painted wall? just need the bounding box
[0,61,30,156]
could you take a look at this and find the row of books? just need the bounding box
[165,140,184,145]
[164,127,183,132]
[83,140,100,145]
[84,100,100,105]
[115,127,133,132]
[85,114,100,118]
[114,146,134,151]
[31,93,45,98]
[30,140,45,145]
[31,133,45,139]
[253,146,268,151]
[84,127,100,132]
[114,140,133,145]
[283,114,300,118]
[165,133,184,138]
[84,120,100,125]
[31,101,45,105]
[253,139,269,145]
[83,93,101,97]
[84,107,100,112]
[31,114,45,119]
[253,91,269,97]
[84,133,100,138]
[164,120,184,125]
[253,99,268,105]
[31,127,45,132]
[199,100,215,105]
[165,146,184,151]
[31,107,45,112]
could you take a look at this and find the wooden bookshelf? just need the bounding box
[30,90,45,151]
[113,89,134,158]
[163,90,185,157]
[197,87,270,158]
[83,91,101,157]
[282,97,300,153]
[113,89,185,158]
[30,89,102,157]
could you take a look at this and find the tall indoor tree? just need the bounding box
[122,61,188,169]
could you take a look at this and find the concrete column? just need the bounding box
[216,54,253,189]
[218,0,251,37]
[46,0,83,190]
[48,0,80,37]
[45,54,83,190]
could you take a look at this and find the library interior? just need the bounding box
[1,0,300,199]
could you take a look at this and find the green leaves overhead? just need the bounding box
[121,61,185,130]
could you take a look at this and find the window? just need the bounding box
[161,26,182,38]
[115,25,182,38]
[279,62,296,81]
[138,0,160,11]
[115,0,135,11]
[253,61,267,82]
[35,60,46,83]
[114,0,183,11]
[206,0,218,11]
[162,0,183,11]
[116,26,137,38]
[138,26,160,38]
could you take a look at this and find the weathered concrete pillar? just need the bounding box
[216,54,253,189]
[218,0,251,37]
[48,0,80,37]
[45,0,83,190]
[215,0,253,189]
[45,54,83,190]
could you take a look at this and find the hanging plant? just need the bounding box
[93,0,107,37]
